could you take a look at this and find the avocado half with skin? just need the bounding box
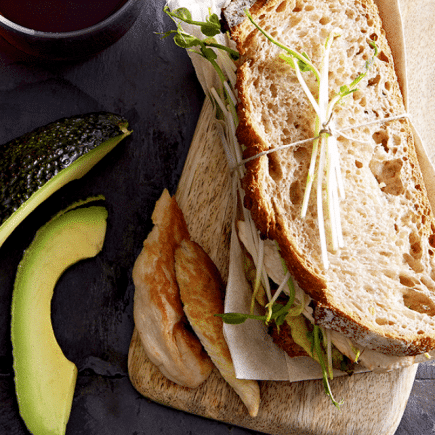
[11,200,108,435]
[0,112,131,249]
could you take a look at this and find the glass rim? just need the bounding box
[0,0,136,39]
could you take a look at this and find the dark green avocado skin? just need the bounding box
[0,112,127,225]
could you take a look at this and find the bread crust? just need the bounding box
[315,302,434,356]
[230,0,435,356]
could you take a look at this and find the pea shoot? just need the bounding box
[162,6,239,100]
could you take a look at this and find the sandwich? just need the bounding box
[225,0,435,366]
[133,0,435,410]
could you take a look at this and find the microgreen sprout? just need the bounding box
[250,237,265,315]
[326,39,379,116]
[245,10,320,83]
[162,6,239,61]
[219,254,301,329]
[164,6,221,37]
[313,326,344,409]
[347,340,362,362]
[161,5,240,134]
[216,295,294,327]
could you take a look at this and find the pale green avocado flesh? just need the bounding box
[11,203,108,435]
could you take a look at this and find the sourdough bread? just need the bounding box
[231,0,435,356]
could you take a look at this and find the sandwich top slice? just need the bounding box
[230,0,435,357]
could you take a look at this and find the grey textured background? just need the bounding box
[0,1,434,434]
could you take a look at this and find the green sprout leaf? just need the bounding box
[217,289,297,328]
[164,6,221,37]
[245,9,320,82]
[173,32,200,49]
[298,52,313,72]
[201,46,218,61]
[216,311,263,324]
[171,7,192,21]
[216,312,252,325]
[280,52,311,72]
[313,326,344,409]
[201,13,222,37]
[332,38,378,105]
[161,5,239,83]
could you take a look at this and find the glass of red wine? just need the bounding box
[0,0,144,61]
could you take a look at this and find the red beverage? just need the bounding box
[0,0,128,33]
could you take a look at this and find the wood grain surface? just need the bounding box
[129,327,418,435]
[128,1,435,434]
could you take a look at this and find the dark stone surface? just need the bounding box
[395,363,435,435]
[0,2,433,434]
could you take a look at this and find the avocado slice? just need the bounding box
[0,112,130,249]
[11,201,108,435]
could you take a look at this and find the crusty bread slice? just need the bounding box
[231,0,435,356]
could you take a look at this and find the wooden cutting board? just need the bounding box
[128,0,433,433]
[128,328,417,435]
[128,96,418,435]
